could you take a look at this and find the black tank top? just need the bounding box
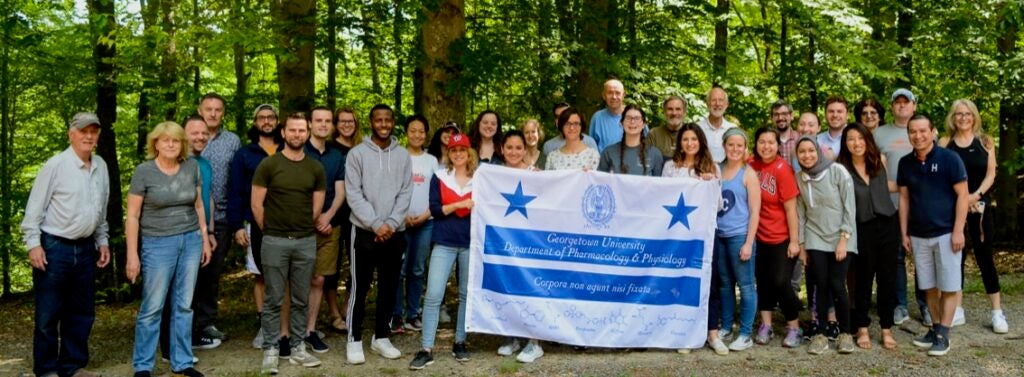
[946,137,988,198]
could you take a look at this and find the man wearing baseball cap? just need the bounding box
[22,112,112,377]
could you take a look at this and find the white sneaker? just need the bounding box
[439,306,452,324]
[719,329,732,342]
[894,306,909,325]
[708,337,729,355]
[289,344,322,368]
[992,310,1009,334]
[952,307,966,327]
[497,338,522,356]
[371,336,402,359]
[252,327,264,349]
[516,340,544,363]
[728,334,753,351]
[261,348,279,375]
[346,341,365,364]
[160,356,199,364]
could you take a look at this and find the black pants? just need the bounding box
[808,249,851,334]
[853,215,898,329]
[755,240,801,322]
[707,245,721,331]
[963,209,1000,294]
[192,221,229,332]
[346,227,406,342]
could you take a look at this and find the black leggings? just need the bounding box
[755,240,801,322]
[962,208,1000,294]
[808,249,851,334]
[708,245,721,331]
[853,215,898,329]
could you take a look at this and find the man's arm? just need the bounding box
[951,180,969,252]
[251,185,268,230]
[344,150,382,230]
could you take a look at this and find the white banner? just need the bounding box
[466,164,719,349]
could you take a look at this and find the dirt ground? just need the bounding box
[2,253,1024,377]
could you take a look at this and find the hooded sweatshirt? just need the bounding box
[345,136,413,232]
[795,137,858,254]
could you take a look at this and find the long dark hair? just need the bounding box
[837,122,884,178]
[671,123,715,176]
[617,105,650,174]
[468,110,504,160]
[752,126,782,161]
[428,121,460,161]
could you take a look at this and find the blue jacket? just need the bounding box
[227,143,280,232]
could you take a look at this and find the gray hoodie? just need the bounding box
[345,136,413,232]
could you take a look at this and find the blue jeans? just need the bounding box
[395,220,433,320]
[717,233,757,336]
[421,244,469,349]
[895,245,928,315]
[33,233,97,377]
[133,230,202,372]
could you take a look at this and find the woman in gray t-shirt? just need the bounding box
[125,122,211,376]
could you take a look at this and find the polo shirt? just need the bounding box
[589,108,624,152]
[897,144,967,238]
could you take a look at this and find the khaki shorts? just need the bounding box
[314,227,341,276]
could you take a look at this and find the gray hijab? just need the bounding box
[796,135,832,177]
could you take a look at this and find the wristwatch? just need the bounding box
[840,232,851,240]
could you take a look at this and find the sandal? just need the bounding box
[856,328,872,349]
[330,316,348,334]
[881,329,897,350]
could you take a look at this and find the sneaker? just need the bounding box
[289,344,322,367]
[803,322,818,341]
[371,336,402,359]
[952,307,966,327]
[927,333,950,356]
[894,306,909,325]
[497,338,522,356]
[825,321,840,341]
[304,331,329,353]
[171,367,204,377]
[718,328,732,342]
[728,335,753,351]
[202,325,226,341]
[252,327,264,349]
[452,342,470,362]
[782,328,803,348]
[404,317,423,331]
[516,340,544,363]
[409,350,434,370]
[922,310,933,327]
[675,348,691,354]
[191,336,221,350]
[708,337,729,355]
[807,334,829,354]
[837,333,855,354]
[277,337,291,359]
[261,348,279,375]
[133,372,152,377]
[161,356,200,364]
[992,310,1009,334]
[913,329,936,348]
[754,324,773,345]
[346,341,365,364]
[390,316,406,335]
[439,306,452,323]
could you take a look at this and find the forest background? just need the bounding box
[0,0,1022,300]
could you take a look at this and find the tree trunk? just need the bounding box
[995,6,1019,241]
[0,0,11,296]
[362,4,382,96]
[627,0,636,70]
[272,0,317,113]
[88,0,124,293]
[392,0,403,115]
[895,1,913,88]
[574,0,613,118]
[419,0,465,130]
[713,0,729,83]
[325,0,337,109]
[778,2,787,98]
[137,0,157,157]
[232,0,248,133]
[806,32,818,112]
[159,0,178,121]
[192,0,200,93]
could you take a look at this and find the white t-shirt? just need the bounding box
[697,117,737,163]
[409,152,439,218]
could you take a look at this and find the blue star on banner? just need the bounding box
[663,192,698,230]
[501,181,537,218]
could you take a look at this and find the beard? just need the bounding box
[258,126,277,137]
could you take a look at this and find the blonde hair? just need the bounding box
[146,121,189,161]
[521,119,544,148]
[945,99,984,139]
[445,147,479,178]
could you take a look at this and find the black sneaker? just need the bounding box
[452,342,470,362]
[134,372,152,377]
[803,321,818,341]
[202,325,227,341]
[304,331,329,353]
[409,350,434,370]
[191,335,221,350]
[927,333,950,356]
[913,329,936,348]
[278,336,292,358]
[390,316,406,335]
[825,321,840,341]
[171,367,204,377]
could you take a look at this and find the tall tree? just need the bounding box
[0,0,14,296]
[272,0,317,113]
[713,0,729,82]
[894,1,913,88]
[419,0,465,129]
[232,0,248,133]
[325,0,338,109]
[994,1,1020,241]
[574,0,614,118]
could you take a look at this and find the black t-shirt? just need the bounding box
[946,137,988,199]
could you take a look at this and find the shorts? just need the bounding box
[911,233,962,292]
[314,226,341,276]
[245,223,261,275]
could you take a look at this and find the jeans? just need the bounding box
[717,233,757,336]
[421,244,469,349]
[193,221,229,331]
[33,233,97,377]
[133,230,202,372]
[260,235,316,349]
[395,220,433,320]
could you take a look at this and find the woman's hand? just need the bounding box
[125,253,141,284]
[739,242,753,261]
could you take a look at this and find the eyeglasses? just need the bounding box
[564,122,582,128]
[954,112,973,118]
[861,111,878,117]
[772,111,791,117]
[624,115,644,122]
[256,115,277,121]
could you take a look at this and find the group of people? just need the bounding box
[21,79,1007,376]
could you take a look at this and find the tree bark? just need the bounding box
[325,0,337,109]
[272,0,317,113]
[136,0,157,157]
[713,0,729,83]
[995,5,1019,241]
[392,0,403,115]
[0,0,12,296]
[806,31,818,112]
[419,0,465,130]
[574,0,613,118]
[362,4,382,96]
[778,1,787,98]
[895,1,913,88]
[159,0,178,121]
[232,0,248,133]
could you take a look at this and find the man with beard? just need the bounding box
[253,112,327,373]
[228,104,286,352]
[697,86,736,162]
[648,95,688,159]
[344,104,412,364]
[772,100,797,163]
